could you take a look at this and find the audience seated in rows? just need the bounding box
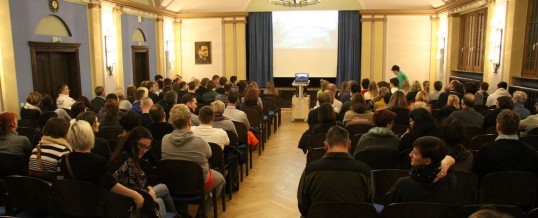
[211,100,237,136]
[519,99,538,136]
[223,90,250,129]
[339,83,360,119]
[99,100,123,131]
[406,80,422,104]
[75,111,111,160]
[429,81,442,101]
[448,93,483,128]
[373,87,391,111]
[438,94,460,117]
[483,96,513,130]
[437,80,464,108]
[352,109,399,156]
[512,91,530,119]
[486,81,511,107]
[157,90,177,121]
[308,92,333,128]
[343,93,374,126]
[203,81,219,104]
[410,90,430,112]
[399,108,437,152]
[387,91,410,126]
[179,94,200,126]
[20,91,42,120]
[299,103,343,153]
[148,104,174,141]
[363,81,379,101]
[0,112,32,159]
[438,118,474,172]
[474,82,489,106]
[191,106,230,149]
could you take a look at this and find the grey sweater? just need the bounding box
[353,127,399,157]
[162,129,212,181]
[0,132,32,158]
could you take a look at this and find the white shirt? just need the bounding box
[223,106,250,129]
[315,98,343,113]
[191,124,229,149]
[391,87,398,93]
[56,94,76,110]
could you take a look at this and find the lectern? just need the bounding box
[291,80,310,121]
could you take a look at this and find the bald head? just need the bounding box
[462,93,475,108]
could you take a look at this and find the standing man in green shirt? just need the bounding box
[392,65,409,90]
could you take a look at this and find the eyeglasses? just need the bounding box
[138,143,152,151]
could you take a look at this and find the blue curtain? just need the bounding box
[336,11,362,85]
[247,12,273,86]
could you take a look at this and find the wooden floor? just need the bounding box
[213,108,309,218]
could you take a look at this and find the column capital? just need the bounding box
[88,3,101,9]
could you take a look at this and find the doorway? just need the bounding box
[29,41,81,100]
[132,46,150,87]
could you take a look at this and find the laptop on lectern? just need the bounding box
[295,73,309,83]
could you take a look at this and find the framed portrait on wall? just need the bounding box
[194,41,211,64]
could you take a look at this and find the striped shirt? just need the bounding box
[28,143,70,175]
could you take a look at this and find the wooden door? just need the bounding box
[132,46,150,87]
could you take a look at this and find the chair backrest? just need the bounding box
[380,202,449,218]
[528,127,538,136]
[479,171,538,207]
[308,133,326,149]
[447,171,479,207]
[306,147,326,164]
[232,121,248,145]
[52,179,104,217]
[261,94,280,109]
[520,135,538,150]
[102,190,136,218]
[481,109,495,116]
[463,125,486,147]
[243,109,262,129]
[345,124,374,136]
[473,104,489,113]
[150,139,162,162]
[18,119,38,128]
[398,149,412,170]
[372,169,410,205]
[307,202,377,218]
[96,127,124,141]
[156,160,204,197]
[450,204,526,218]
[529,207,538,218]
[0,153,28,178]
[225,130,239,148]
[391,123,409,136]
[5,175,53,215]
[16,127,36,144]
[355,149,399,170]
[208,143,225,171]
[349,134,364,155]
[467,134,497,150]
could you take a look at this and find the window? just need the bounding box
[458,8,487,72]
[522,0,538,77]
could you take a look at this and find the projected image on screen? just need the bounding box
[272,11,339,78]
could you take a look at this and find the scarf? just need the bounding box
[214,114,227,122]
[410,164,440,184]
[39,135,73,151]
[23,103,42,112]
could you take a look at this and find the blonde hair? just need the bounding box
[170,104,192,129]
[415,91,430,103]
[447,94,461,109]
[141,97,154,108]
[388,91,408,108]
[513,91,527,104]
[137,87,149,98]
[401,80,411,94]
[266,81,278,96]
[367,81,379,98]
[115,87,125,100]
[411,80,422,92]
[320,80,330,92]
[423,81,430,93]
[68,120,95,150]
[211,100,226,115]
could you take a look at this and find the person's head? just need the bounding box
[140,97,154,112]
[223,83,233,93]
[401,80,411,92]
[479,82,489,91]
[350,93,369,113]
[26,91,42,106]
[164,78,173,87]
[496,109,520,135]
[348,80,359,90]
[162,86,172,96]
[340,81,349,92]
[211,100,225,116]
[318,102,336,123]
[350,83,361,94]
[76,96,92,109]
[170,104,192,129]
[465,82,478,95]
[422,81,430,93]
[410,81,422,92]
[106,93,119,101]
[447,94,461,109]
[320,80,330,91]
[181,94,197,112]
[135,89,146,101]
[267,81,276,90]
[496,96,514,110]
[146,81,156,92]
[188,82,197,91]
[468,208,512,218]
[391,65,400,75]
[324,126,350,152]
[68,120,95,151]
[198,106,215,125]
[58,84,69,95]
[43,117,70,139]
[155,75,164,82]
[326,84,337,96]
[377,81,390,89]
[410,136,446,168]
[238,80,247,92]
[119,111,140,131]
[408,108,436,130]
[438,117,464,146]
[200,78,209,87]
[462,93,475,108]
[140,81,148,90]
[76,111,100,133]
[244,88,260,105]
[198,44,209,59]
[230,76,238,85]
[388,91,407,108]
[414,91,429,103]
[368,81,379,95]
[497,81,508,90]
[104,99,119,119]
[127,85,137,98]
[218,76,228,86]
[389,78,399,89]
[228,90,239,104]
[207,81,216,90]
[374,109,396,128]
[212,75,220,83]
[383,92,393,104]
[0,112,17,135]
[317,91,333,105]
[178,81,187,91]
[95,86,105,97]
[112,126,153,162]
[512,91,527,104]
[361,78,370,90]
[149,104,166,123]
[434,81,443,92]
[164,91,178,105]
[379,87,390,98]
[70,102,87,119]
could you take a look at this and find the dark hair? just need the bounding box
[178,81,187,90]
[39,111,58,127]
[223,83,233,92]
[374,109,396,127]
[76,96,92,109]
[480,82,489,91]
[325,126,349,148]
[318,102,336,122]
[149,104,165,122]
[383,92,393,104]
[106,93,118,101]
[198,106,214,124]
[230,76,237,83]
[350,84,361,94]
[95,86,105,96]
[43,117,70,138]
[161,86,172,96]
[110,126,153,163]
[188,82,196,90]
[244,88,260,105]
[219,77,228,86]
[361,78,370,89]
[135,90,146,101]
[39,94,55,112]
[497,81,508,89]
[438,118,468,161]
[408,108,437,136]
[76,111,98,126]
[390,78,399,87]
[212,75,220,81]
[462,93,475,107]
[70,102,87,119]
[26,91,42,105]
[57,84,68,95]
[181,94,195,104]
[146,81,155,90]
[434,81,443,91]
[207,81,216,90]
[412,136,446,167]
[154,75,163,81]
[465,82,478,95]
[497,109,520,135]
[104,100,119,119]
[391,65,400,71]
[377,81,390,89]
[164,78,173,87]
[497,96,514,110]
[351,93,369,113]
[119,111,141,131]
[228,90,239,104]
[164,91,177,105]
[200,78,209,87]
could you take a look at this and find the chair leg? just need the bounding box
[249,144,253,169]
[278,108,281,126]
[273,116,277,133]
[227,167,232,200]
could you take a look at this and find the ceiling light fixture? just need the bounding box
[270,0,321,7]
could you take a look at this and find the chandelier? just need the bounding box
[270,0,321,7]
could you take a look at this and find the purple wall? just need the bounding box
[121,14,157,87]
[9,0,91,103]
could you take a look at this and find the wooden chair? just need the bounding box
[225,130,244,184]
[380,202,449,218]
[479,171,538,208]
[243,108,265,154]
[467,134,497,150]
[208,143,232,203]
[391,123,408,136]
[0,153,28,178]
[307,202,377,218]
[307,133,326,149]
[528,127,538,136]
[232,121,250,174]
[372,169,410,205]
[520,135,538,150]
[345,124,374,136]
[262,94,281,127]
[463,125,486,147]
[447,171,479,208]
[4,176,53,216]
[450,204,526,218]
[51,180,104,217]
[15,127,36,145]
[349,134,364,155]
[261,100,273,140]
[156,160,221,218]
[262,96,279,134]
[306,147,326,164]
[355,149,399,170]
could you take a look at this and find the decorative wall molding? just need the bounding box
[28,41,81,51]
[361,9,436,15]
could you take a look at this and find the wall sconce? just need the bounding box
[104,35,116,76]
[489,27,503,74]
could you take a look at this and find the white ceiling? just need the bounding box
[149,0,450,13]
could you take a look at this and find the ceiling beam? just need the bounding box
[177,12,248,18]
